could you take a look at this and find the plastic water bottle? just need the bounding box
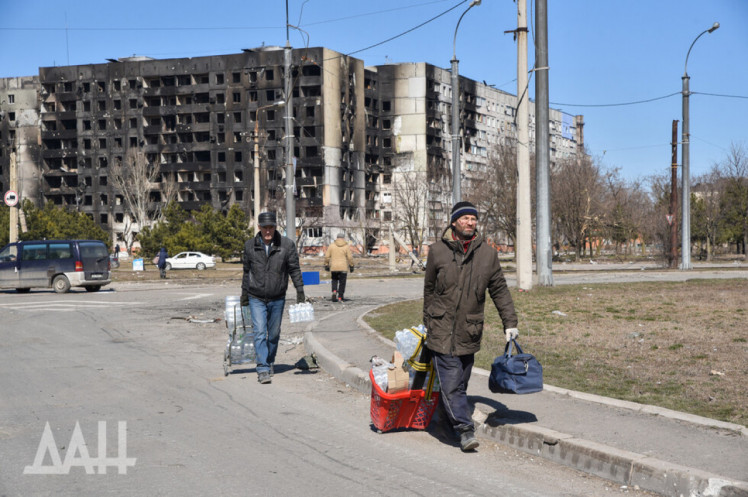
[304,303,313,321]
[289,304,297,323]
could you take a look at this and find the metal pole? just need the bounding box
[534,0,553,286]
[450,0,481,205]
[9,151,18,243]
[516,0,532,290]
[451,58,461,204]
[670,120,678,269]
[284,25,295,243]
[254,118,261,231]
[681,22,719,270]
[681,74,691,270]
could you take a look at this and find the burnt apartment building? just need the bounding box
[0,76,41,206]
[363,62,582,242]
[34,47,367,246]
[3,48,581,250]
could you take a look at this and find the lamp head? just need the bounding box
[469,0,482,6]
[708,22,720,33]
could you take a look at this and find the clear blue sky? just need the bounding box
[2,0,746,183]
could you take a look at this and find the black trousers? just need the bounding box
[331,271,347,296]
[432,351,475,432]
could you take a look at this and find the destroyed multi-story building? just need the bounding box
[0,47,581,251]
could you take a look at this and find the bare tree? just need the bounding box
[466,143,520,249]
[110,148,161,252]
[601,170,652,258]
[692,166,726,261]
[646,173,676,263]
[551,154,605,260]
[392,169,429,255]
[719,143,748,256]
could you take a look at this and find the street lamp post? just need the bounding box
[252,102,285,230]
[681,22,719,270]
[451,0,481,205]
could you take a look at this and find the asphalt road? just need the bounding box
[0,281,661,497]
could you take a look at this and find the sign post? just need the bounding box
[8,151,19,243]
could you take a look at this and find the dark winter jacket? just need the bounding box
[156,248,168,269]
[423,227,517,356]
[241,230,304,301]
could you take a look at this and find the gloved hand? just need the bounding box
[349,266,354,273]
[324,265,330,272]
[240,293,248,307]
[505,328,519,342]
[296,289,306,303]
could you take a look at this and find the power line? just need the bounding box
[344,0,467,57]
[691,91,748,100]
[552,91,748,109]
[551,92,680,108]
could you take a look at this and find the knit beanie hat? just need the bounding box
[450,201,478,224]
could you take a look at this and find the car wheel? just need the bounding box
[165,262,172,271]
[85,286,102,292]
[16,288,31,294]
[196,262,206,270]
[53,275,71,294]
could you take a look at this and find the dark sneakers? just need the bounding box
[460,430,479,452]
[331,292,337,302]
[258,371,271,384]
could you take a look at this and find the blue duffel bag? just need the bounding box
[488,339,543,394]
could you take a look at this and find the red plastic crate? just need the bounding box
[369,370,440,432]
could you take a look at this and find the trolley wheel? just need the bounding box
[223,350,230,376]
[224,361,229,376]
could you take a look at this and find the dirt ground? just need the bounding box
[476,279,747,425]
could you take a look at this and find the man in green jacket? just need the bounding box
[423,201,519,451]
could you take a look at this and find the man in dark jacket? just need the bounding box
[241,212,305,384]
[423,201,519,451]
[156,247,168,279]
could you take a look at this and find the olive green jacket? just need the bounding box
[423,227,517,356]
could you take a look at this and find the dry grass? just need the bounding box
[365,279,748,426]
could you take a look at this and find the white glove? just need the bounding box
[505,328,519,342]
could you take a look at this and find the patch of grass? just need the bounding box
[362,278,748,425]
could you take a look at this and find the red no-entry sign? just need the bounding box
[4,190,18,207]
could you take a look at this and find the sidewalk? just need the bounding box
[299,276,748,497]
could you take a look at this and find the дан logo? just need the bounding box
[23,421,136,475]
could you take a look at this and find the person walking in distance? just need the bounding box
[156,247,168,279]
[324,232,354,302]
[423,201,519,451]
[241,212,305,384]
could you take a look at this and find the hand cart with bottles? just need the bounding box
[223,297,256,376]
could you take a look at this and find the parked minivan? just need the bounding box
[0,239,111,293]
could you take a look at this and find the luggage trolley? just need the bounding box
[223,298,256,376]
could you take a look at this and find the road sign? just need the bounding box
[4,190,18,207]
[665,214,675,226]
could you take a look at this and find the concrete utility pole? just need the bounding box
[534,0,553,286]
[9,151,19,243]
[284,1,296,243]
[670,120,679,269]
[515,0,532,291]
[681,22,719,270]
[451,0,481,204]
